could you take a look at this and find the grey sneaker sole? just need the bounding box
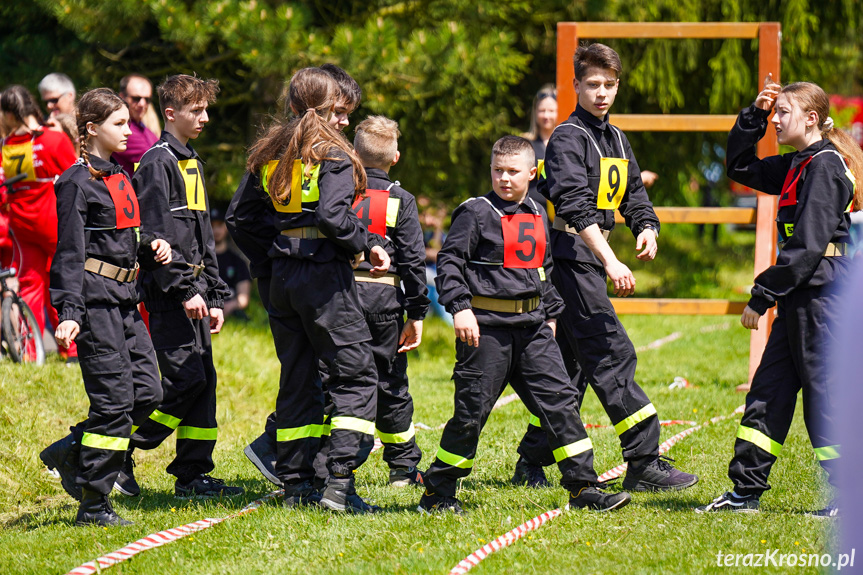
[243,444,280,487]
[567,493,632,512]
[624,475,699,492]
[113,481,139,497]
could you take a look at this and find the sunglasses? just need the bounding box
[43,97,60,105]
[126,95,151,105]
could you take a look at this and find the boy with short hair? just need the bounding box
[418,135,630,514]
[120,74,244,498]
[515,43,697,492]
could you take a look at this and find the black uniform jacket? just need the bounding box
[539,105,660,264]
[132,131,229,311]
[50,156,160,325]
[226,170,276,279]
[357,168,429,321]
[435,191,564,328]
[727,104,854,314]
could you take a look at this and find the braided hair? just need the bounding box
[75,88,126,180]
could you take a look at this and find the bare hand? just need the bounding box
[398,319,423,352]
[740,305,761,330]
[641,170,659,188]
[605,259,636,297]
[453,309,480,347]
[183,293,208,320]
[209,307,224,334]
[546,318,557,337]
[151,239,172,264]
[755,73,781,111]
[55,320,80,348]
[368,245,391,278]
[635,228,658,261]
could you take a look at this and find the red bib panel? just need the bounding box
[352,189,389,236]
[103,174,141,229]
[778,157,812,208]
[501,213,545,269]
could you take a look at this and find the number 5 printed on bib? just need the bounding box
[597,157,628,210]
[178,159,206,210]
[501,214,546,269]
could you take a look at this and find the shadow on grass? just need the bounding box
[3,502,77,530]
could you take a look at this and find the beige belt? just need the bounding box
[354,270,401,286]
[84,258,139,283]
[778,241,847,257]
[552,217,611,240]
[186,262,205,278]
[281,227,327,240]
[471,295,540,314]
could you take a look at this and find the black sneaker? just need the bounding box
[320,476,380,514]
[567,485,631,512]
[389,466,424,487]
[511,456,550,488]
[806,501,839,518]
[282,480,323,508]
[243,432,280,487]
[622,455,699,492]
[113,450,140,497]
[695,491,760,513]
[40,434,82,501]
[418,491,464,515]
[76,489,133,527]
[175,474,245,498]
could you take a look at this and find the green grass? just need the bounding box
[0,310,839,575]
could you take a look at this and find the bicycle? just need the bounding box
[0,173,45,364]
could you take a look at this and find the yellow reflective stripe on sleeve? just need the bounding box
[377,424,416,444]
[553,438,593,463]
[385,197,401,227]
[613,403,658,436]
[176,426,218,441]
[330,416,376,436]
[737,425,783,457]
[814,444,840,461]
[81,432,129,451]
[436,447,473,469]
[321,423,332,437]
[149,409,181,430]
[131,425,139,434]
[528,414,542,428]
[276,424,325,442]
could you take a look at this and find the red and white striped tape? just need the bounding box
[446,404,745,574]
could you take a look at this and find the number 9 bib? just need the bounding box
[501,214,546,269]
[597,157,628,210]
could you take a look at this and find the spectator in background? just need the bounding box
[211,203,251,319]
[38,73,76,118]
[113,74,159,175]
[417,195,452,324]
[522,84,557,205]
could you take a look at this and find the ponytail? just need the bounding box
[75,88,125,181]
[79,137,109,180]
[824,128,863,211]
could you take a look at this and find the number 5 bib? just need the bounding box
[558,123,629,210]
[480,197,546,269]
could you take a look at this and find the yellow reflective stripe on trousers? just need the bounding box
[436,447,473,469]
[553,438,593,462]
[277,424,325,442]
[176,426,218,440]
[149,409,181,430]
[528,414,541,428]
[814,444,840,461]
[330,416,375,436]
[613,403,658,436]
[81,432,129,451]
[737,425,783,457]
[377,424,416,444]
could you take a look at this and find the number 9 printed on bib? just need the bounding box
[178,159,206,211]
[501,214,546,269]
[597,157,628,210]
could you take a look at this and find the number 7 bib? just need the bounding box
[597,157,628,210]
[178,159,206,210]
[501,214,546,269]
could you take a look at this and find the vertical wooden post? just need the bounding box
[557,22,578,123]
[747,22,782,384]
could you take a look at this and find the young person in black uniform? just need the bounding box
[515,43,698,492]
[418,135,631,514]
[119,75,243,498]
[523,84,557,207]
[246,67,390,513]
[42,88,171,525]
[698,78,862,515]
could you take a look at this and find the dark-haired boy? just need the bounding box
[418,135,630,514]
[515,43,697,492]
[119,74,244,498]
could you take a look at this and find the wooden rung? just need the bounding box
[611,298,747,315]
[613,114,737,131]
[614,207,757,225]
[572,22,761,39]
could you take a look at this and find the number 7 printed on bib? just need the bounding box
[178,159,206,210]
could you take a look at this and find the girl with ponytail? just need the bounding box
[41,88,171,527]
[242,67,389,513]
[699,78,855,516]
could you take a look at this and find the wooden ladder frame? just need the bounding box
[556,22,781,383]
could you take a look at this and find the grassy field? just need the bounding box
[0,226,840,574]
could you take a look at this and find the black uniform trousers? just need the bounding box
[268,256,378,484]
[517,258,660,464]
[73,304,162,494]
[424,323,598,497]
[730,285,840,495]
[131,308,218,482]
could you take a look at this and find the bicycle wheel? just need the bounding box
[1,294,45,365]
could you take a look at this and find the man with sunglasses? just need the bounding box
[113,74,159,175]
[38,73,76,118]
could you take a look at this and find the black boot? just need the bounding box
[40,433,82,501]
[320,475,380,514]
[76,489,133,527]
